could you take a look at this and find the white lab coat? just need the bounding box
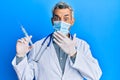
[12,36,102,80]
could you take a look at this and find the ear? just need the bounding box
[69,18,75,30]
[70,17,75,26]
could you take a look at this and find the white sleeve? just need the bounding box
[11,38,46,80]
[12,56,36,80]
[70,41,102,80]
[11,43,39,80]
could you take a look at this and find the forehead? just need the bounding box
[53,8,71,16]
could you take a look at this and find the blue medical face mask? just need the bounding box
[53,21,71,35]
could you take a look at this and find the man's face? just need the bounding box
[52,8,74,26]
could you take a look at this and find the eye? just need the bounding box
[53,16,60,21]
[64,17,69,21]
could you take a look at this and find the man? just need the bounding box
[12,2,102,80]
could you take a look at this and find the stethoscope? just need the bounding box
[33,32,73,62]
[32,33,86,80]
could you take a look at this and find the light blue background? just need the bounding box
[0,0,120,80]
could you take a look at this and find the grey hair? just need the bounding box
[52,2,74,18]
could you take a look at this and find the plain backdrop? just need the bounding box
[0,0,120,80]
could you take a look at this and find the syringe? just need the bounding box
[21,25,33,45]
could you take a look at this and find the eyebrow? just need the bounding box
[53,14,70,17]
[53,14,59,17]
[64,14,69,17]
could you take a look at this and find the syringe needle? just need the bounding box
[21,25,33,45]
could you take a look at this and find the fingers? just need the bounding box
[53,33,63,43]
[56,31,66,38]
[53,31,65,46]
[53,38,62,47]
[53,31,67,42]
[53,32,63,40]
[54,31,66,39]
[17,36,32,44]
[53,31,77,45]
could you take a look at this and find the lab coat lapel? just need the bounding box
[49,41,62,75]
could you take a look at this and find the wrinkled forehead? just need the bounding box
[53,8,71,17]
